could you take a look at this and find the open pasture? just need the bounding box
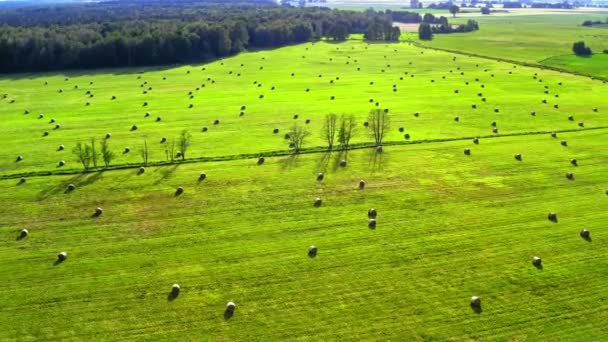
[1,40,606,176]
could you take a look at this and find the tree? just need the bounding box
[100,138,114,168]
[449,5,460,17]
[367,109,390,146]
[481,7,491,15]
[572,41,592,56]
[178,130,191,161]
[322,114,338,150]
[90,138,98,168]
[140,139,149,166]
[288,124,311,152]
[418,22,433,40]
[73,142,92,170]
[338,114,357,149]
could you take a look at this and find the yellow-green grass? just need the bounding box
[420,13,608,77]
[1,40,605,176]
[1,128,607,340]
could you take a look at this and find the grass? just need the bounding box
[1,40,606,176]
[1,33,608,339]
[1,129,607,339]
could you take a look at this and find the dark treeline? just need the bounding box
[0,2,399,73]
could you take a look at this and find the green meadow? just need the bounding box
[1,37,608,339]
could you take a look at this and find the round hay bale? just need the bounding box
[19,229,28,239]
[570,158,578,166]
[50,118,55,123]
[226,301,236,312]
[239,111,245,116]
[124,147,130,153]
[160,137,167,143]
[257,156,265,165]
[317,173,324,181]
[473,137,479,144]
[566,172,574,180]
[111,96,117,100]
[472,104,477,109]
[568,115,574,121]
[578,122,584,127]
[515,153,522,161]
[284,133,291,140]
[156,117,161,122]
[139,166,145,174]
[580,229,590,239]
[454,116,459,122]
[314,197,322,207]
[305,118,310,124]
[95,207,103,216]
[464,148,471,156]
[175,151,182,158]
[547,212,557,222]
[16,155,23,162]
[57,251,68,261]
[470,296,481,307]
[58,160,65,167]
[368,219,377,229]
[202,127,208,132]
[289,142,296,148]
[399,127,404,133]
[143,102,148,107]
[363,121,369,127]
[492,127,498,134]
[39,113,44,119]
[561,140,568,147]
[273,128,279,134]
[55,124,61,130]
[175,186,184,196]
[532,256,542,266]
[330,96,335,100]
[414,112,419,117]
[189,104,194,108]
[368,208,377,218]
[593,107,598,112]
[131,125,138,131]
[43,131,49,137]
[551,132,557,138]
[494,108,499,113]
[359,180,366,190]
[308,246,318,257]
[376,145,383,153]
[482,97,487,102]
[339,160,347,167]
[171,284,180,297]
[58,144,65,151]
[293,114,299,119]
[241,105,246,110]
[531,111,536,116]
[199,172,206,181]
[213,119,220,125]
[404,133,410,140]
[542,99,547,104]
[105,133,111,139]
[19,177,26,184]
[554,104,559,109]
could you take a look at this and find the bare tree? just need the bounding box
[322,113,338,150]
[338,114,357,149]
[100,138,114,168]
[288,124,311,152]
[166,139,176,162]
[178,130,191,161]
[90,138,98,168]
[367,109,390,146]
[73,142,92,170]
[140,139,149,166]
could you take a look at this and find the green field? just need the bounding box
[2,38,608,339]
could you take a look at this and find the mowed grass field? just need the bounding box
[1,40,606,176]
[1,129,608,339]
[1,38,608,339]
[420,13,608,77]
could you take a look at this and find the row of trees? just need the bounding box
[0,3,399,72]
[572,41,592,56]
[418,19,479,40]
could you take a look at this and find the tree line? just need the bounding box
[0,2,400,72]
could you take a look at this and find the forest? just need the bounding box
[0,1,399,72]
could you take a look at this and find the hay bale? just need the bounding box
[561,140,568,147]
[547,212,557,222]
[284,133,291,140]
[16,155,23,162]
[570,158,578,166]
[554,104,559,109]
[531,111,536,116]
[19,177,26,184]
[95,207,103,216]
[368,219,377,229]
[58,144,65,151]
[19,229,28,239]
[404,133,410,140]
[566,172,574,180]
[515,153,522,161]
[368,208,377,218]
[472,104,477,109]
[257,156,265,165]
[57,251,68,261]
[568,115,574,121]
[339,160,347,167]
[464,148,471,156]
[171,284,180,297]
[106,133,111,139]
[491,121,497,127]
[143,102,148,107]
[359,180,366,190]
[494,108,499,113]
[293,114,299,119]
[43,131,49,137]
[578,122,584,127]
[363,121,369,127]
[580,229,590,239]
[470,296,481,307]
[160,137,166,143]
[50,118,55,123]
[131,125,138,131]
[593,107,598,112]
[376,145,383,153]
[156,117,162,122]
[59,160,65,167]
[54,124,61,130]
[454,116,460,122]
[124,147,130,153]
[399,127,404,132]
[317,173,324,181]
[199,172,206,181]
[239,112,245,116]
[139,166,145,174]
[226,302,236,312]
[314,197,322,207]
[202,127,208,132]
[414,112,419,117]
[492,127,498,134]
[305,119,311,124]
[551,132,557,138]
[189,103,194,108]
[532,256,542,266]
[175,186,184,196]
[175,151,182,158]
[473,137,479,144]
[273,128,279,134]
[213,119,220,125]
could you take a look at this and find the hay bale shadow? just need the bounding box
[470,304,482,314]
[53,259,64,266]
[224,307,235,320]
[314,152,331,174]
[167,291,179,302]
[534,263,543,270]
[367,147,387,172]
[153,164,179,185]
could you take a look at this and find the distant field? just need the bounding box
[1,40,605,176]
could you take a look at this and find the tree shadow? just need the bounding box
[314,151,331,174]
[153,164,179,185]
[367,147,387,172]
[278,153,299,171]
[331,149,348,172]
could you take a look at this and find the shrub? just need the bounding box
[572,41,592,56]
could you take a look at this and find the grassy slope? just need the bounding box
[1,129,607,340]
[1,40,606,176]
[420,13,608,77]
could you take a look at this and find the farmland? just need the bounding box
[1,9,608,340]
